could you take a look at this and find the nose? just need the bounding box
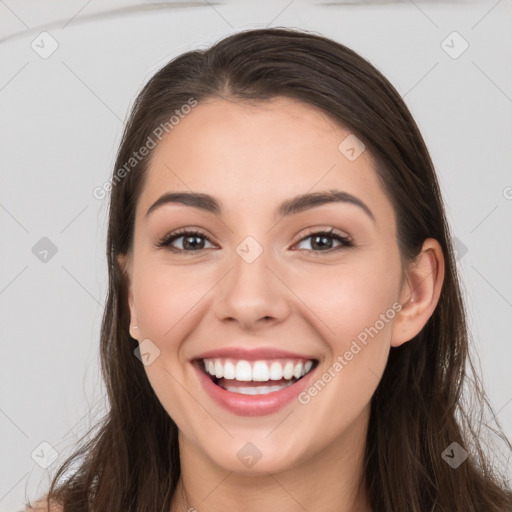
[213,243,291,331]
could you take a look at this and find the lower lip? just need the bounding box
[193,361,317,417]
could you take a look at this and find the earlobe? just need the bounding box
[117,253,139,340]
[117,254,128,278]
[391,238,445,347]
[127,293,139,341]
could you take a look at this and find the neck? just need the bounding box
[170,406,372,512]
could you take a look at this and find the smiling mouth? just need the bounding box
[195,357,319,395]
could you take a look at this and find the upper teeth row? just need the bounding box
[202,358,314,382]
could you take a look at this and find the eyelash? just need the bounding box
[154,227,354,254]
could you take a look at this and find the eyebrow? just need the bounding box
[145,189,375,223]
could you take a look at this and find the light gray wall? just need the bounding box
[1,1,511,510]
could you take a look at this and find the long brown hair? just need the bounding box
[31,27,512,512]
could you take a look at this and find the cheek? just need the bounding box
[290,251,401,427]
[132,261,211,342]
[292,253,401,350]
[130,261,211,426]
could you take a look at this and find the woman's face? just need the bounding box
[121,96,406,474]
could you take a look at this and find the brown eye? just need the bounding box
[294,230,353,253]
[155,229,215,253]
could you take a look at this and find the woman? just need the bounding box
[27,27,512,512]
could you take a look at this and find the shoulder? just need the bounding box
[25,497,63,512]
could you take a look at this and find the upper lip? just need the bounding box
[193,347,318,361]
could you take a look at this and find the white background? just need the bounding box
[1,1,511,510]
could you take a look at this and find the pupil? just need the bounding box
[312,235,332,250]
[184,235,204,250]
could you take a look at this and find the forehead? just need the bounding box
[136,96,391,223]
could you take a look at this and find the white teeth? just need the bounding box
[201,357,316,382]
[283,362,294,380]
[252,361,270,382]
[269,361,283,380]
[223,381,295,395]
[293,362,303,379]
[235,360,252,381]
[224,361,235,379]
[214,359,223,378]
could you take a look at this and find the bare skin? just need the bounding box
[111,96,445,512]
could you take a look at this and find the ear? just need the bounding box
[117,253,139,340]
[391,238,445,347]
